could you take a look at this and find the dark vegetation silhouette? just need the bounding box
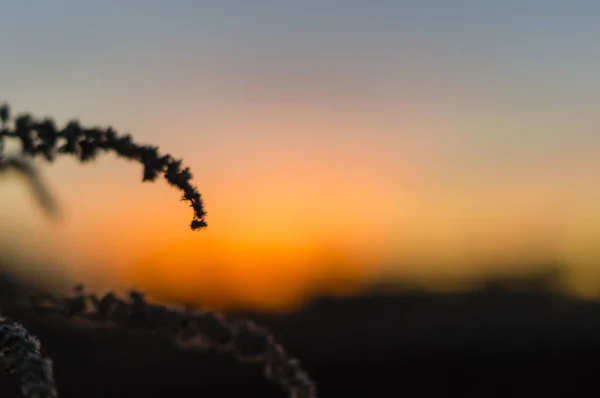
[0,103,316,398]
[0,265,599,397]
[0,103,206,230]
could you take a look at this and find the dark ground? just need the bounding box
[0,269,600,397]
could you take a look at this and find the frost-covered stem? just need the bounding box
[0,317,57,398]
[30,286,317,398]
[0,103,207,230]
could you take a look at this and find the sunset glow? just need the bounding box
[2,2,600,311]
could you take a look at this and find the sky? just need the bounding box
[1,1,600,310]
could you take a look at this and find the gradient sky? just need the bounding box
[1,1,600,310]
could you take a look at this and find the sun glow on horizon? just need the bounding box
[125,235,372,311]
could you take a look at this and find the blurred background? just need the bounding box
[1,1,600,397]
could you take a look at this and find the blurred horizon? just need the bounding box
[1,1,600,311]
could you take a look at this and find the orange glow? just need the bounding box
[107,145,401,311]
[127,236,370,311]
[6,2,600,314]
[3,99,600,311]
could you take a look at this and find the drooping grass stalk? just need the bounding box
[0,103,207,230]
[30,286,317,398]
[0,317,57,398]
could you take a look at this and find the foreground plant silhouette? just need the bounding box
[0,103,206,230]
[0,103,317,397]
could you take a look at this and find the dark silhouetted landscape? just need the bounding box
[0,266,599,397]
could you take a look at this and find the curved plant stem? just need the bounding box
[0,103,207,230]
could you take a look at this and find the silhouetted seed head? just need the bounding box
[190,219,207,230]
[0,103,207,230]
